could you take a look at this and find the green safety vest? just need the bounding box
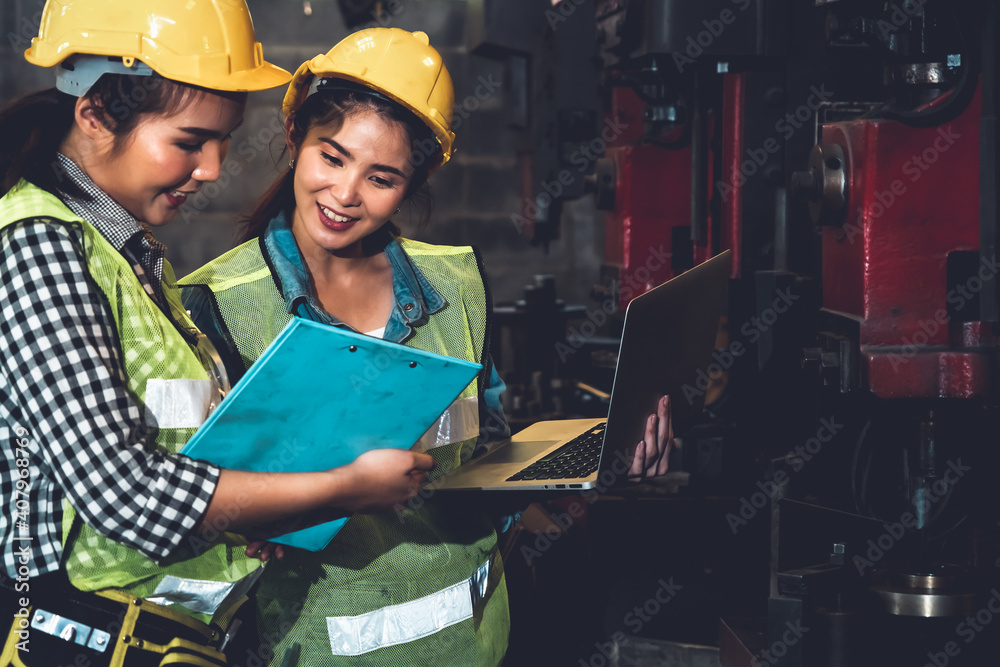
[181,237,509,666]
[0,181,260,626]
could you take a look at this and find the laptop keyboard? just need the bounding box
[506,422,607,481]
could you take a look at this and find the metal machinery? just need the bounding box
[465,0,1000,664]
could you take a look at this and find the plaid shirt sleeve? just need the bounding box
[1,219,220,573]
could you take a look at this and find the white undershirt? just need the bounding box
[365,326,386,339]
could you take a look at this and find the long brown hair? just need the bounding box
[240,87,437,242]
[0,71,245,198]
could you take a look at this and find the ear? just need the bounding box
[284,114,298,161]
[73,95,113,143]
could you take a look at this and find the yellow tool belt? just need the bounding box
[0,577,239,667]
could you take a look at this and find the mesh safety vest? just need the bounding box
[181,236,509,666]
[0,181,260,626]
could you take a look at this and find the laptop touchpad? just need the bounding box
[480,440,560,465]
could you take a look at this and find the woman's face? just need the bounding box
[91,90,244,226]
[289,108,413,258]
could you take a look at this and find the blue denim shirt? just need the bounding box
[183,213,509,445]
[265,213,442,342]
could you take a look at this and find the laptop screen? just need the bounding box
[599,250,731,467]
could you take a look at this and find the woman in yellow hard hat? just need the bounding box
[179,27,675,666]
[0,3,435,666]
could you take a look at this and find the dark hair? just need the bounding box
[0,72,245,198]
[240,86,439,243]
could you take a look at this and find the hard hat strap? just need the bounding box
[56,55,155,97]
[307,77,395,107]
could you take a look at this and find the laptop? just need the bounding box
[432,249,731,493]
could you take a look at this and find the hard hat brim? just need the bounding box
[25,48,291,93]
[202,61,292,92]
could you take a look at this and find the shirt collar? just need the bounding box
[261,212,446,336]
[54,153,151,252]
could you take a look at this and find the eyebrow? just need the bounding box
[178,119,244,139]
[321,138,408,178]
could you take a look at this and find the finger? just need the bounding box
[657,396,670,448]
[656,435,672,476]
[644,412,662,477]
[664,395,674,442]
[409,472,426,497]
[246,541,265,558]
[251,542,279,563]
[644,397,669,476]
[273,545,285,560]
[412,453,436,471]
[628,440,645,479]
[631,414,656,478]
[655,396,673,476]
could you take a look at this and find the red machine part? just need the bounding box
[603,85,722,307]
[719,72,745,280]
[604,141,691,304]
[820,86,993,398]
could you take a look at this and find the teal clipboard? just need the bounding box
[180,317,482,551]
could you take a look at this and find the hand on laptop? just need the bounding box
[627,395,673,480]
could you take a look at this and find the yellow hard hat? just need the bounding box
[283,28,455,169]
[25,0,291,92]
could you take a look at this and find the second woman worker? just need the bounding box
[180,28,674,666]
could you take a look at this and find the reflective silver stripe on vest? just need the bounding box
[414,395,479,452]
[146,567,263,615]
[326,556,492,656]
[144,378,213,429]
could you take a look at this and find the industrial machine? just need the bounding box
[466,0,1000,664]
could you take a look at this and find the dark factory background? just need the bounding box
[5,1,1000,666]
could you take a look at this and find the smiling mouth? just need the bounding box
[319,203,358,223]
[165,190,196,206]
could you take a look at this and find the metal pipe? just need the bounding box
[980,2,999,321]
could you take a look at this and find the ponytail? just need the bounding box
[0,88,76,198]
[240,168,295,242]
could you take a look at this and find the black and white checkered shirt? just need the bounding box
[1,161,220,578]
[56,154,168,307]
